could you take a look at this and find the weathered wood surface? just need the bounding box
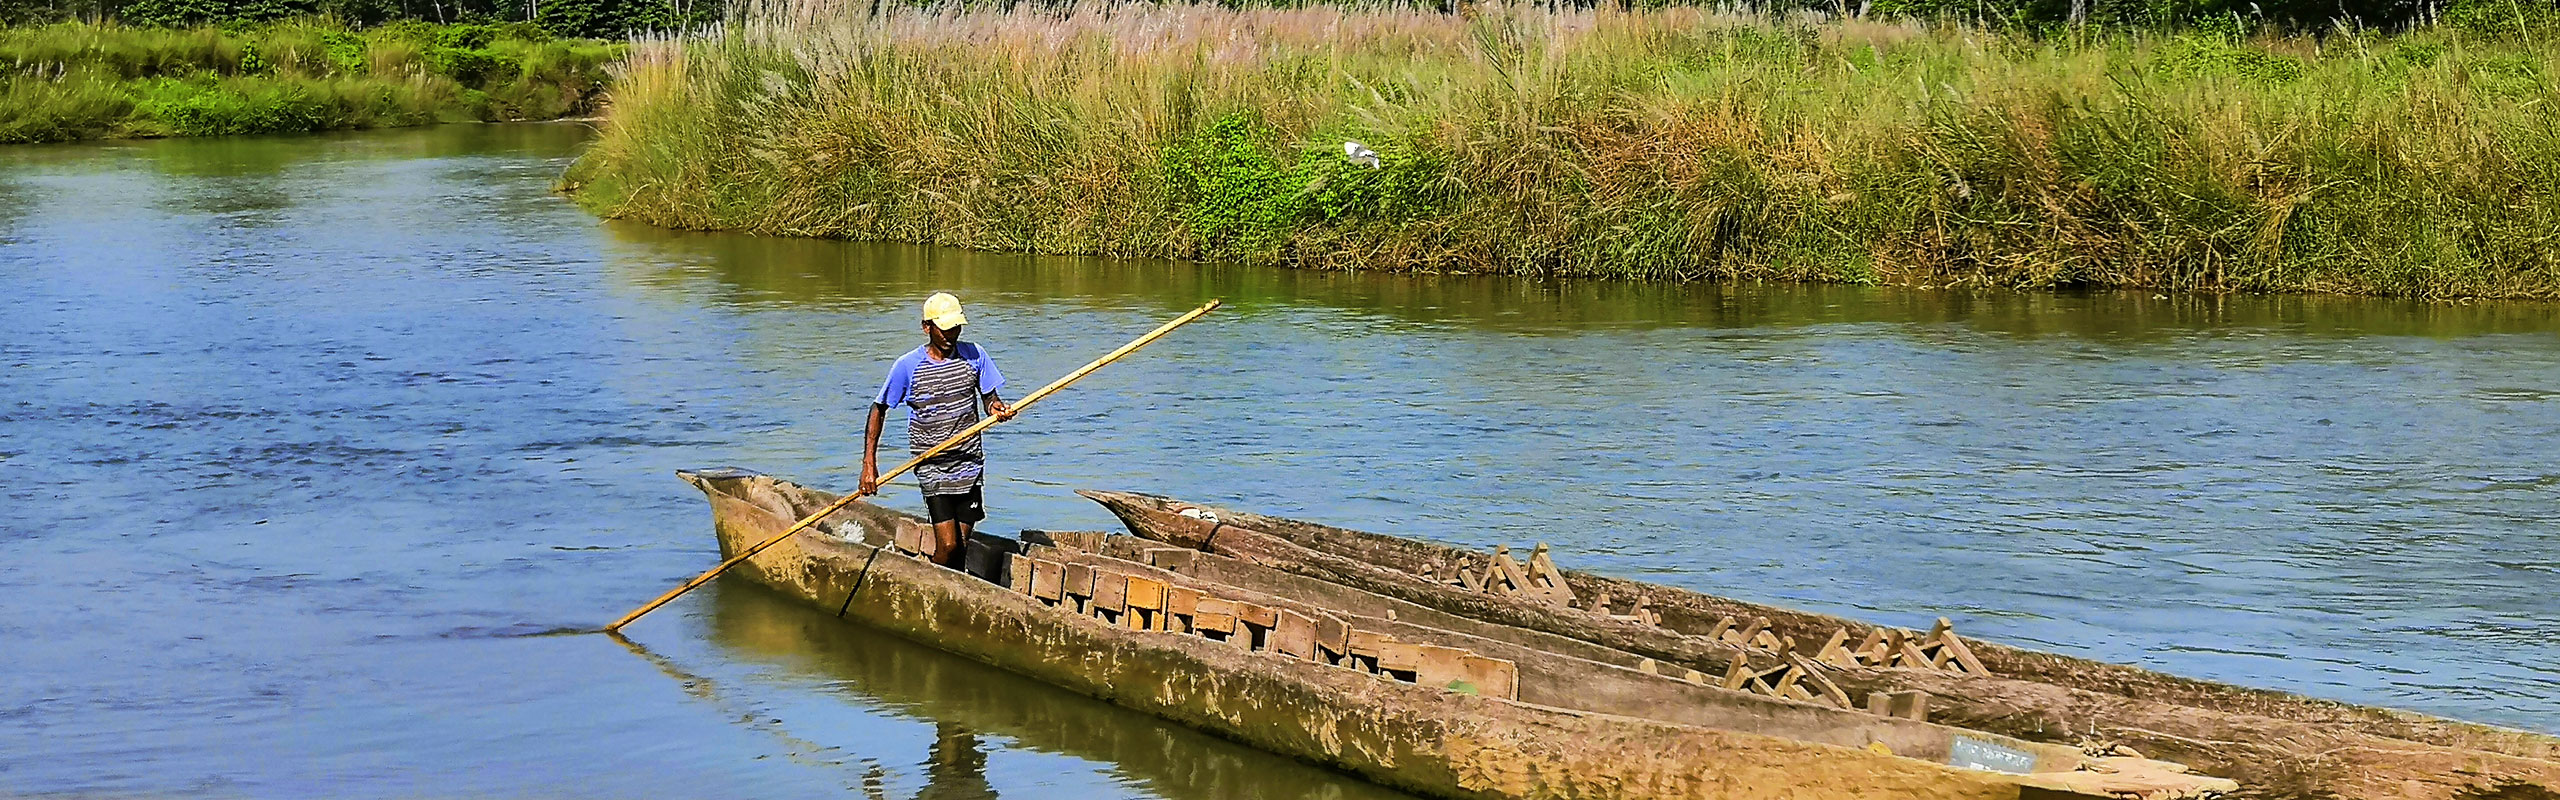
[1025,533,2119,774]
[680,470,2150,800]
[689,584,1393,800]
[1080,489,2560,800]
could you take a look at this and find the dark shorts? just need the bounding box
[922,487,985,526]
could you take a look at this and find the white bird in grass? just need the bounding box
[1344,140,1381,169]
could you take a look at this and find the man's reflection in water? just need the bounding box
[917,721,996,800]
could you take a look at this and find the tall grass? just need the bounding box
[0,20,624,142]
[566,1,2560,298]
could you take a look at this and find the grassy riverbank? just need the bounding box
[2,21,620,143]
[564,2,2560,298]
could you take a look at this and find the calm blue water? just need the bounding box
[1,123,2554,798]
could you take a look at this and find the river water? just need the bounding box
[3,124,2556,798]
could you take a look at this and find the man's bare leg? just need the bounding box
[936,517,962,569]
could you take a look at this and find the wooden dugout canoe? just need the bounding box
[677,468,2233,800]
[661,583,1410,800]
[1079,489,2560,800]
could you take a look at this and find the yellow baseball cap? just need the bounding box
[922,292,968,330]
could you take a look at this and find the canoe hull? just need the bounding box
[679,470,2093,800]
[1078,489,2560,800]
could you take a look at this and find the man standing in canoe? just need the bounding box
[862,292,1011,569]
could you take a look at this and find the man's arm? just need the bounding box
[861,403,887,494]
[970,344,1008,419]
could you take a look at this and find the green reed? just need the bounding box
[565,1,2560,298]
[0,20,623,142]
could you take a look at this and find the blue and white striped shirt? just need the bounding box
[873,342,1006,495]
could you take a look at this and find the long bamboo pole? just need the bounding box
[605,299,1222,632]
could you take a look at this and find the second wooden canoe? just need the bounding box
[1079,488,2560,800]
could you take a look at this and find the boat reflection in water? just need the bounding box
[664,579,1415,800]
[919,721,994,800]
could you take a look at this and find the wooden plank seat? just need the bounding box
[1006,541,1519,701]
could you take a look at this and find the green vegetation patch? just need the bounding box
[0,20,620,143]
[1164,115,1454,259]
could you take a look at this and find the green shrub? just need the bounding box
[0,21,615,142]
[2391,39,2445,68]
[322,29,363,72]
[132,76,327,135]
[1164,115,1301,255]
[364,19,439,44]
[426,45,505,85]
[2151,35,2305,82]
[2443,0,2560,39]
[1162,115,1457,257]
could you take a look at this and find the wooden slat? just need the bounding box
[1007,552,1034,595]
[1751,630,1788,652]
[1028,557,1064,602]
[1233,602,1277,650]
[1090,570,1129,614]
[1124,575,1167,611]
[1815,628,1853,667]
[1731,616,1769,646]
[1721,651,1753,691]
[1376,640,1423,674]
[1061,563,1095,600]
[894,521,932,555]
[1852,628,1889,665]
[1414,644,1463,685]
[1312,613,1351,660]
[1461,654,1519,700]
[1142,548,1196,571]
[1788,653,1855,709]
[1162,585,1200,633]
[1347,629,1390,661]
[1193,597,1237,635]
[1943,631,1989,675]
[1272,610,1317,660]
[1488,546,1528,596]
[1234,602,1279,630]
[1527,543,1575,605]
[1767,663,1805,699]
